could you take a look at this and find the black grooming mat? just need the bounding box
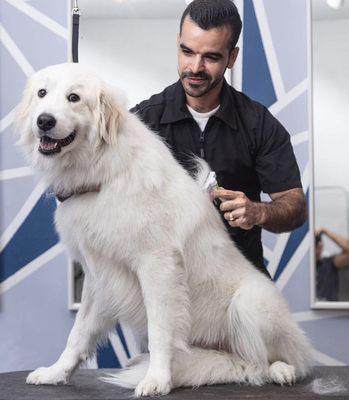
[1,367,348,400]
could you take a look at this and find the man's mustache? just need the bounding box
[181,72,210,80]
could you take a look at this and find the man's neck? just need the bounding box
[185,80,223,113]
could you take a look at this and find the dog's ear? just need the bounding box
[14,79,34,138]
[98,84,126,146]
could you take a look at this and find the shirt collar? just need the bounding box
[160,79,237,131]
[214,79,238,131]
[160,80,192,124]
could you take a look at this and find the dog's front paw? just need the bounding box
[269,361,296,386]
[135,375,172,397]
[26,366,69,385]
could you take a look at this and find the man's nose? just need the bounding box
[37,113,56,132]
[190,55,205,74]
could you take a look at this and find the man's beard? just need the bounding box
[180,71,223,98]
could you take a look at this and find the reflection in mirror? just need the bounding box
[314,188,349,302]
[73,262,84,304]
[312,0,349,307]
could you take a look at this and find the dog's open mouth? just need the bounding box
[39,132,76,155]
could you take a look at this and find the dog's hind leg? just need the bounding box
[266,314,313,382]
[268,361,296,385]
[227,286,270,385]
[173,346,247,387]
[26,276,114,385]
[228,281,313,386]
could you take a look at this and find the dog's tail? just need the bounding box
[101,354,149,389]
[227,289,270,385]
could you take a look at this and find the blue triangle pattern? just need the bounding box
[242,0,277,108]
[117,324,131,359]
[273,190,309,281]
[97,339,121,368]
[0,193,58,283]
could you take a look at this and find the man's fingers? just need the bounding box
[212,188,243,200]
[224,210,244,222]
[224,214,253,230]
[220,199,245,212]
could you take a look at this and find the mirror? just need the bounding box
[311,0,349,308]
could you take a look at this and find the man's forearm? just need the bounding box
[257,190,307,233]
[323,228,349,253]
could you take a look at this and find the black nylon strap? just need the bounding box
[72,12,80,63]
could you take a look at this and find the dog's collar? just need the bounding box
[56,185,101,202]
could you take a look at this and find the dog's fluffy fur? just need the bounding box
[17,63,313,397]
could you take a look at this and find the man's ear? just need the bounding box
[98,84,126,146]
[227,47,239,69]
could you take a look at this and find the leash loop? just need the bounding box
[72,0,80,14]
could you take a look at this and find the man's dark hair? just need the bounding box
[180,0,242,52]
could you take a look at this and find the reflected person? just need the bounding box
[316,228,349,301]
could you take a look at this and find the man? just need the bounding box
[316,228,349,301]
[130,0,306,275]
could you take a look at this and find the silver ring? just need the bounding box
[229,211,235,221]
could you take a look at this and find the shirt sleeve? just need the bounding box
[129,101,162,133]
[255,107,303,194]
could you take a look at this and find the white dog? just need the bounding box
[16,63,313,397]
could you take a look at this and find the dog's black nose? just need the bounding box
[37,113,56,132]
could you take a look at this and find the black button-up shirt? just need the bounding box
[130,79,302,273]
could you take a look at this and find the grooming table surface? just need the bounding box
[1,367,348,399]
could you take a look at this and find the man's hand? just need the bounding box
[212,188,265,230]
[211,187,307,233]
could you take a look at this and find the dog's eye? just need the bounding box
[38,89,47,98]
[68,93,80,103]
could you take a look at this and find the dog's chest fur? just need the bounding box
[55,191,148,265]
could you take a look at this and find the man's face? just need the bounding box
[177,16,238,98]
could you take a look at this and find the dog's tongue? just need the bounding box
[39,136,60,154]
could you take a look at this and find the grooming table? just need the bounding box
[1,367,348,399]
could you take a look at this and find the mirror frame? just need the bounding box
[309,0,349,309]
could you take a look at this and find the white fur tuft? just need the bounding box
[308,377,347,395]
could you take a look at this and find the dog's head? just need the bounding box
[15,63,125,169]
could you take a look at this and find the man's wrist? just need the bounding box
[255,202,267,227]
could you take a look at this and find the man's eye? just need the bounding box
[68,93,80,102]
[38,89,47,98]
[206,56,219,62]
